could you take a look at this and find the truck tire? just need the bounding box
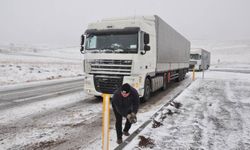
[176,69,183,82]
[95,96,103,100]
[183,72,186,80]
[142,78,151,102]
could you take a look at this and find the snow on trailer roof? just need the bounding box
[87,15,157,30]
[190,48,203,54]
[101,15,156,22]
[190,48,210,54]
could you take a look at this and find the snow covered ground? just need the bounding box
[0,44,83,86]
[125,71,250,149]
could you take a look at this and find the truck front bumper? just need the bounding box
[123,75,144,97]
[84,74,144,97]
[84,74,103,96]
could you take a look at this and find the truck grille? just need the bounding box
[88,59,132,75]
[94,75,123,94]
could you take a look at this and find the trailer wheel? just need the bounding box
[183,72,186,80]
[176,69,183,82]
[142,78,151,102]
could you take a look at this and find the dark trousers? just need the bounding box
[112,104,132,139]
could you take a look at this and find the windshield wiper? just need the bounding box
[86,49,100,53]
[114,48,125,53]
[100,47,128,53]
[100,47,115,53]
[101,47,115,50]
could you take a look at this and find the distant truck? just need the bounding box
[80,15,190,101]
[189,48,211,71]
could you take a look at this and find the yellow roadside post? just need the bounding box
[102,94,111,150]
[192,67,195,81]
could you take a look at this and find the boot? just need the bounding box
[117,138,123,144]
[123,131,130,136]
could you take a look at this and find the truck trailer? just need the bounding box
[80,15,190,101]
[189,48,211,71]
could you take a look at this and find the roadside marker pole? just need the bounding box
[192,67,195,81]
[202,64,205,79]
[102,94,111,150]
[202,69,204,79]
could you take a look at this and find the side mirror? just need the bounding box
[80,46,85,54]
[80,35,85,54]
[141,45,151,55]
[81,35,85,46]
[140,32,150,55]
[144,33,150,44]
[144,45,150,51]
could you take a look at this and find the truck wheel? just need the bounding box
[183,72,186,80]
[142,78,151,102]
[176,70,183,82]
[95,96,103,100]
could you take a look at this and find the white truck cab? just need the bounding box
[189,48,211,71]
[80,15,190,101]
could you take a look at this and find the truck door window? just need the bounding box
[140,31,144,50]
[190,54,200,60]
[86,35,97,49]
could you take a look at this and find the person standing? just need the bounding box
[111,83,140,144]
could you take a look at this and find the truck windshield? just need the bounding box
[85,33,138,53]
[190,54,201,60]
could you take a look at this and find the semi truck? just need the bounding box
[80,15,190,101]
[189,48,211,71]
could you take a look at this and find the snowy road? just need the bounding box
[0,77,84,110]
[210,68,250,74]
[0,74,192,150]
[0,93,101,150]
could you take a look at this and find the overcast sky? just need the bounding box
[0,0,250,46]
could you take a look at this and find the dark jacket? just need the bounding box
[111,86,139,117]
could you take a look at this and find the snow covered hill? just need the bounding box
[0,44,83,86]
[192,40,250,64]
